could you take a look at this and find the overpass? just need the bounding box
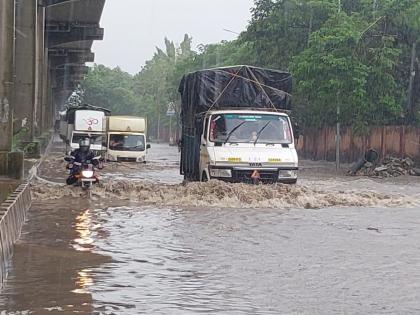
[0,0,105,179]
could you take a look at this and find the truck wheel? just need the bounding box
[201,172,208,182]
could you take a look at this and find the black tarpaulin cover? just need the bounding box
[178,65,293,181]
[179,65,292,129]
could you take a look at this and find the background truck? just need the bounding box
[106,116,150,163]
[60,104,111,154]
[178,65,298,184]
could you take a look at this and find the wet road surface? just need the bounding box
[1,143,420,314]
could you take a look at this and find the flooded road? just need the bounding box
[1,143,420,314]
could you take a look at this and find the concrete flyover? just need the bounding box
[0,0,105,285]
[0,0,105,179]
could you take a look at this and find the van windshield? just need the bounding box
[109,135,145,151]
[209,114,292,144]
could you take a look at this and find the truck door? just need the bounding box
[199,116,210,180]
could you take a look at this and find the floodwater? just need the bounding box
[1,143,420,314]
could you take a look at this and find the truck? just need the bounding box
[178,65,298,184]
[61,104,111,154]
[106,116,150,163]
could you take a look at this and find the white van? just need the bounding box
[106,116,150,163]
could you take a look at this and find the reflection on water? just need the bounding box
[0,200,110,314]
[73,209,95,252]
[73,269,94,295]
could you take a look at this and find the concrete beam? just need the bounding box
[54,64,89,75]
[46,24,103,47]
[48,48,94,59]
[39,0,74,6]
[48,51,94,67]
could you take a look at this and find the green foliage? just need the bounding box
[81,0,420,135]
[81,65,138,115]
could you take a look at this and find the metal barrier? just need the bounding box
[0,181,31,287]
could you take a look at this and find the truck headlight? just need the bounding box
[82,170,94,178]
[278,170,297,179]
[210,168,232,178]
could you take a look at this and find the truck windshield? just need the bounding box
[209,114,292,144]
[72,134,103,146]
[109,135,145,151]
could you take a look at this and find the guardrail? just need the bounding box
[0,181,31,286]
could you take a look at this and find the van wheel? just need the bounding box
[201,172,208,182]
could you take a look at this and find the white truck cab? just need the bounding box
[199,109,298,183]
[70,109,107,153]
[106,116,150,163]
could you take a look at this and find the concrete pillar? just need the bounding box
[0,0,24,179]
[14,0,37,141]
[0,0,14,152]
[42,48,49,132]
[36,4,45,135]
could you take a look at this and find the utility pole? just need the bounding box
[407,42,417,120]
[372,0,378,19]
[336,98,341,171]
[169,115,172,144]
[335,0,341,171]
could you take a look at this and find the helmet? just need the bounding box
[79,138,91,152]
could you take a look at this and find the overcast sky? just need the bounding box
[91,0,255,74]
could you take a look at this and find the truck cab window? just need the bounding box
[209,114,291,144]
[109,135,145,152]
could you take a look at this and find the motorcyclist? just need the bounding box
[66,138,97,185]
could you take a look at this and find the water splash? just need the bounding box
[31,179,413,209]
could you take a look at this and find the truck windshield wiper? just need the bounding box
[224,121,247,144]
[128,145,144,150]
[254,121,271,145]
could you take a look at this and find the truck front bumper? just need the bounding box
[209,166,298,183]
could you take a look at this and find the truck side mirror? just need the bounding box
[146,144,151,149]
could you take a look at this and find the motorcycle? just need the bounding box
[65,155,102,189]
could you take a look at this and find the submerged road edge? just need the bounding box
[0,181,31,287]
[0,135,53,287]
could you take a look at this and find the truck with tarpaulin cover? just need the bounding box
[178,65,298,183]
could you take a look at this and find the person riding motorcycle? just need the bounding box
[66,138,98,185]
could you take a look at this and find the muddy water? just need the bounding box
[2,143,420,314]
